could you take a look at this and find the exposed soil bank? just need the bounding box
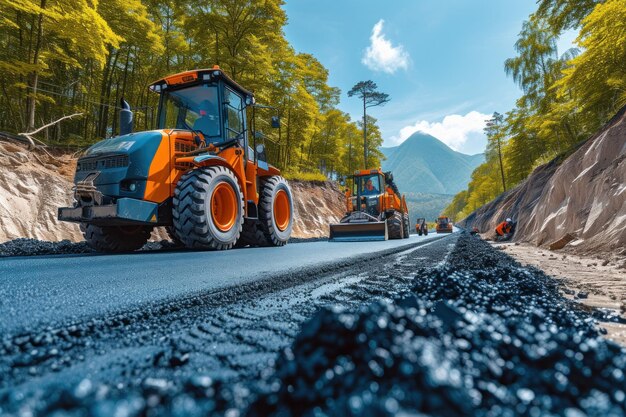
[289,180,344,238]
[0,142,81,242]
[493,241,626,345]
[460,106,626,257]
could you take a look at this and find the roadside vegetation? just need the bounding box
[445,0,626,220]
[0,0,383,178]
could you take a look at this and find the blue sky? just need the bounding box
[282,0,573,155]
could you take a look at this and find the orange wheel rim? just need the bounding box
[273,189,291,231]
[211,182,237,232]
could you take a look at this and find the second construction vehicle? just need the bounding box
[436,216,453,233]
[415,217,428,236]
[58,66,293,252]
[329,169,409,241]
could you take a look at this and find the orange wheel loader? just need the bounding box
[435,216,453,233]
[329,169,409,241]
[415,218,428,236]
[58,66,293,252]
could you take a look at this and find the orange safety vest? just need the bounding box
[495,221,511,236]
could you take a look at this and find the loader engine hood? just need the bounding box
[75,131,166,202]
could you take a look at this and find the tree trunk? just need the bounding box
[362,96,367,167]
[284,104,291,166]
[26,0,47,131]
[497,136,506,192]
[97,47,120,138]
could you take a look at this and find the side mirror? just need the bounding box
[119,98,133,136]
[271,116,280,128]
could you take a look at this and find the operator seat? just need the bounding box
[193,114,219,137]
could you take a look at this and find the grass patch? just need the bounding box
[283,170,327,182]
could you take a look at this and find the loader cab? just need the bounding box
[351,170,385,216]
[151,66,254,154]
[354,173,383,196]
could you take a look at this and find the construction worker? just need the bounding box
[362,178,379,195]
[495,218,515,241]
[193,100,219,137]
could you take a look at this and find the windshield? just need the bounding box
[353,174,382,196]
[159,84,221,141]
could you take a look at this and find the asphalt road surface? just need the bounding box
[0,231,458,416]
[0,232,449,335]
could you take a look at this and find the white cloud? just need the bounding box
[388,111,490,152]
[362,20,410,74]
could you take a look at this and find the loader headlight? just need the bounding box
[121,180,138,192]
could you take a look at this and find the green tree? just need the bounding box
[555,0,626,127]
[484,112,507,192]
[0,0,385,181]
[446,0,626,221]
[347,80,389,168]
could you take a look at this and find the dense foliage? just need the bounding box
[445,0,626,220]
[0,0,382,178]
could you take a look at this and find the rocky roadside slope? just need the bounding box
[0,142,82,242]
[0,140,344,245]
[460,105,626,258]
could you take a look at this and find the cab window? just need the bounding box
[353,174,382,195]
[224,87,244,139]
[159,85,221,140]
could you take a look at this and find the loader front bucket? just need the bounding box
[329,221,388,242]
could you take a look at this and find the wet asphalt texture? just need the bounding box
[0,235,454,416]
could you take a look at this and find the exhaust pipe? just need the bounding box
[119,98,133,136]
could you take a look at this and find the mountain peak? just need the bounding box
[381,132,484,195]
[399,131,451,150]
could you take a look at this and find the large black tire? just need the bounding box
[80,223,152,253]
[387,211,404,239]
[235,219,268,248]
[402,213,410,238]
[172,166,244,250]
[258,176,293,246]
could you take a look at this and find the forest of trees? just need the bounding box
[0,0,384,180]
[445,0,626,220]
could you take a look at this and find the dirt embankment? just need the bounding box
[289,180,344,238]
[494,241,626,345]
[0,141,343,243]
[461,105,626,257]
[0,142,82,242]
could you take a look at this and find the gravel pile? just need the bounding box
[0,238,93,257]
[0,237,323,257]
[249,233,626,417]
